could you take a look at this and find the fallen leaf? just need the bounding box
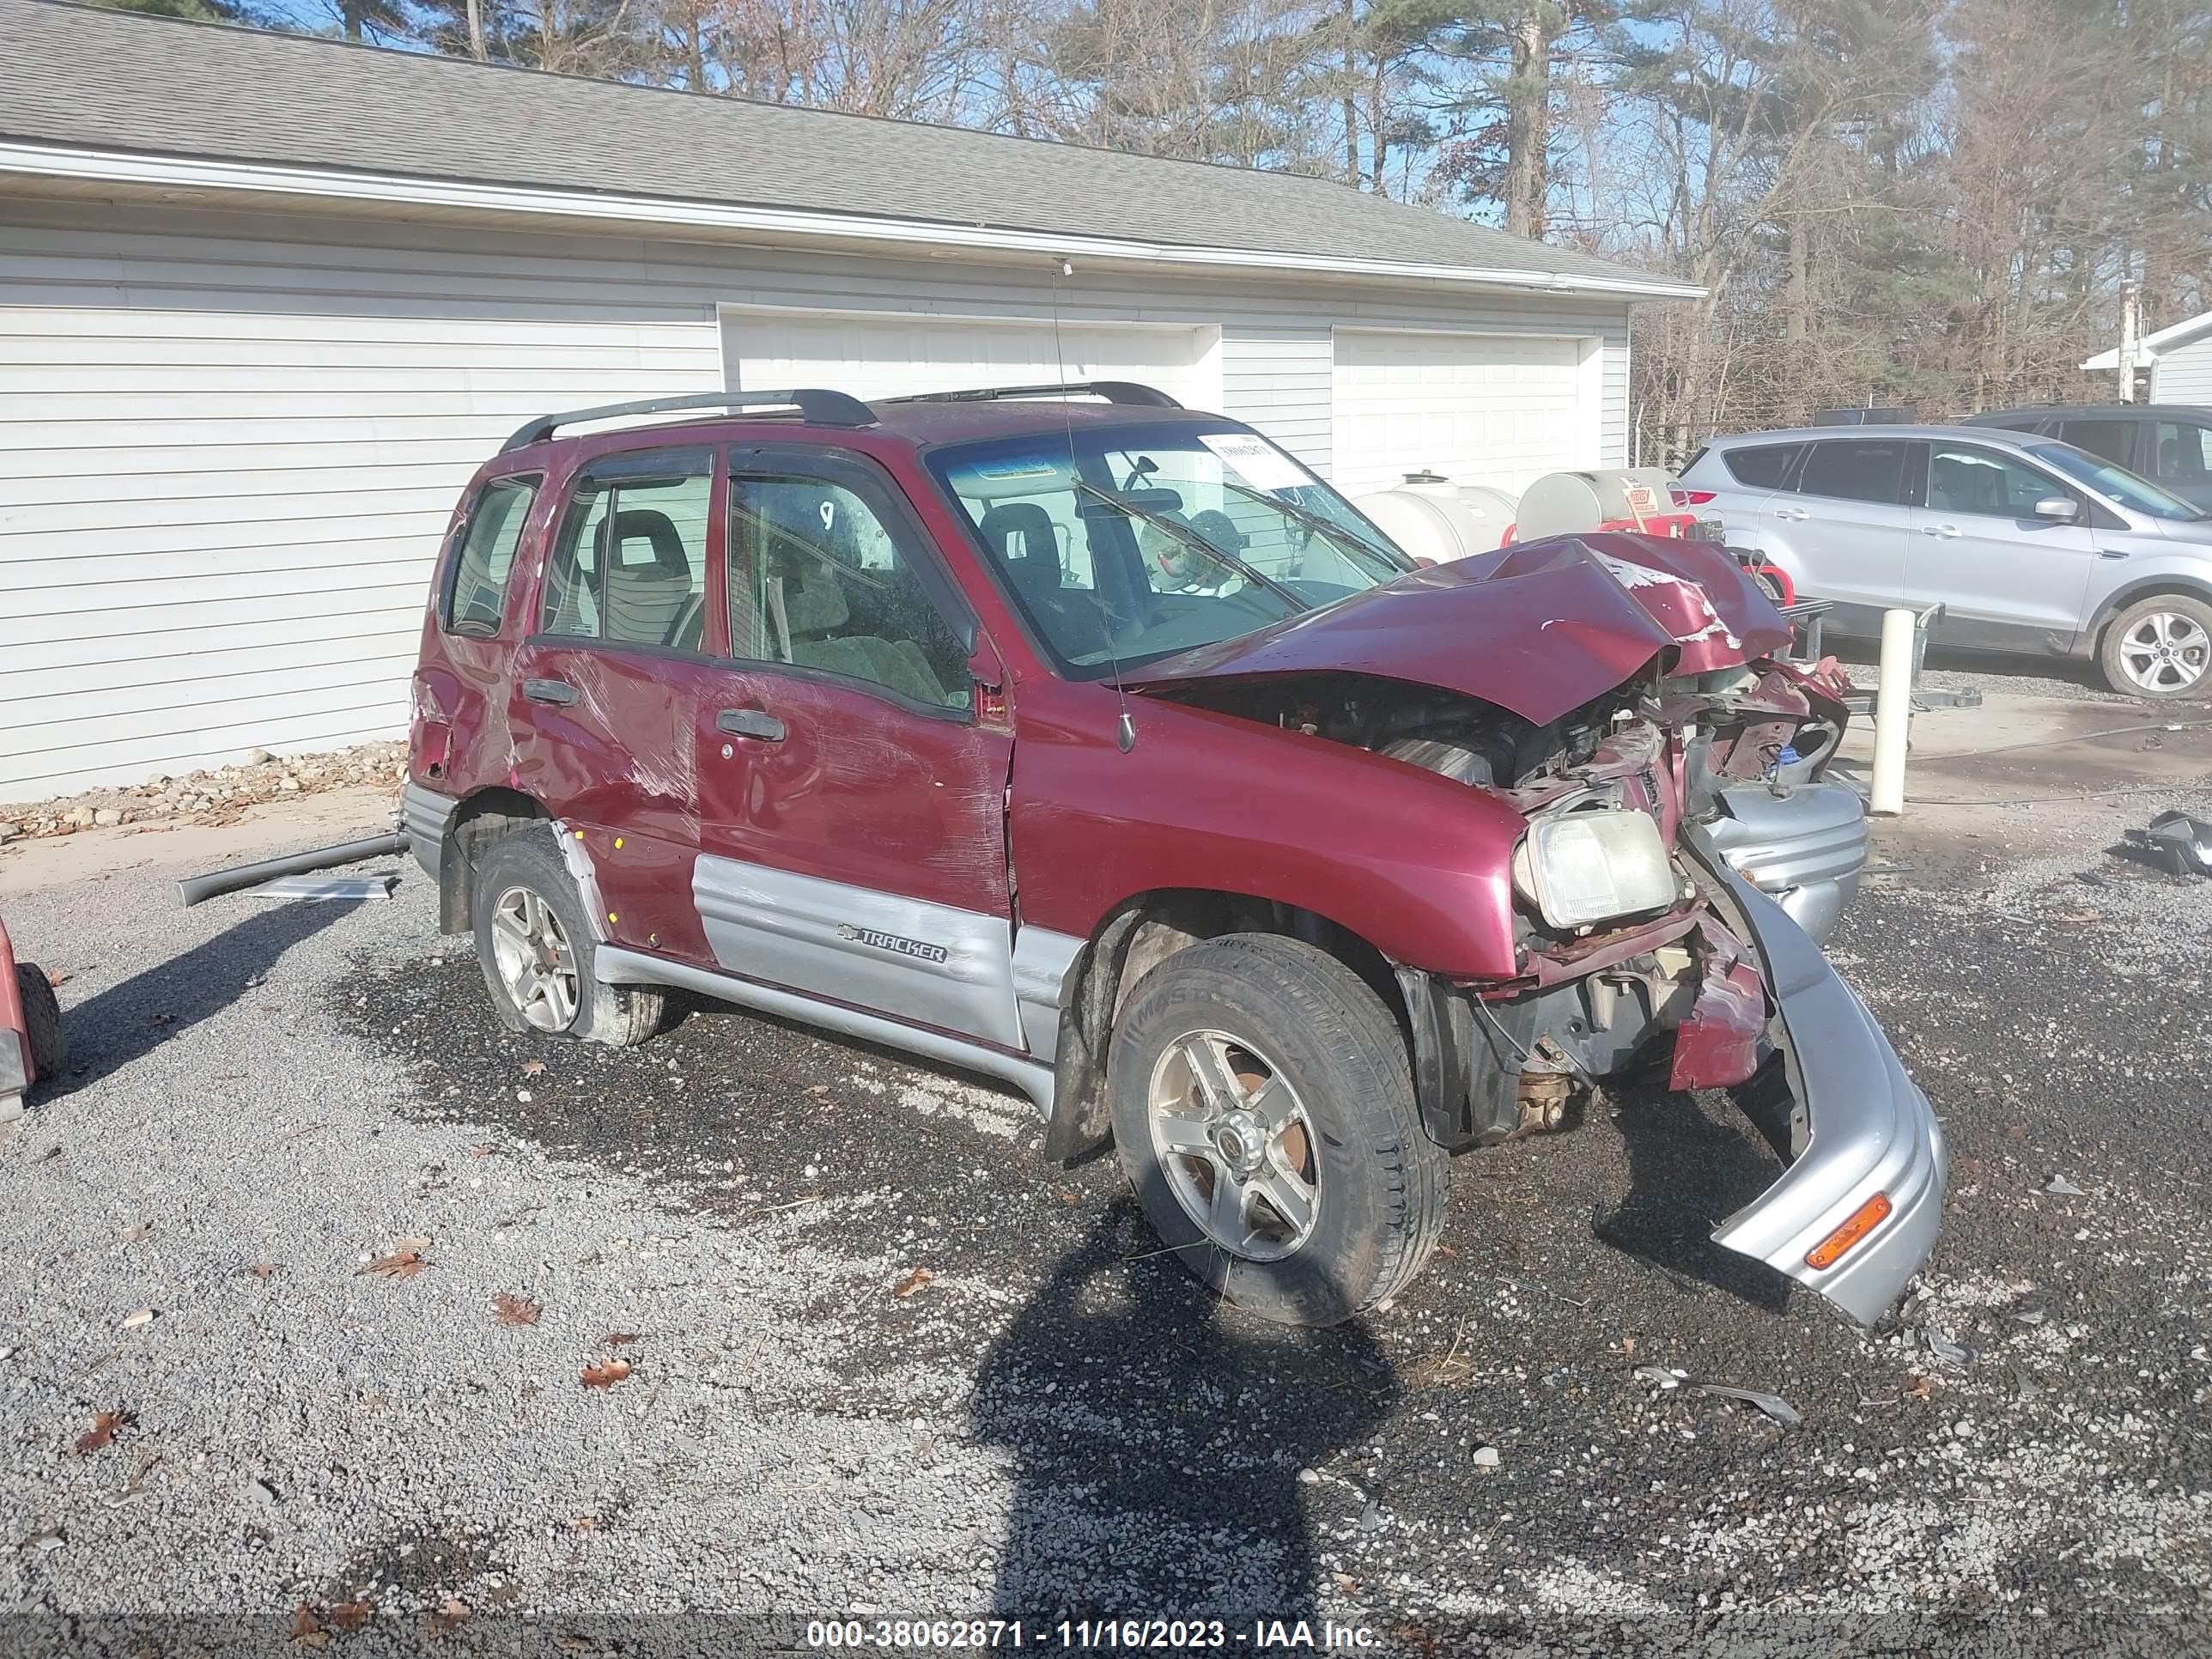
[806,1084,830,1097]
[603,1331,641,1346]
[289,1604,327,1648]
[492,1292,542,1328]
[74,1409,135,1456]
[569,1514,599,1532]
[1329,1571,1361,1596]
[327,1598,374,1632]
[521,1059,546,1075]
[1057,1189,1081,1206]
[1905,1372,1937,1401]
[1404,1352,1474,1390]
[42,969,71,988]
[891,1267,935,1298]
[580,1358,632,1390]
[246,1263,277,1280]
[361,1251,428,1280]
[121,1222,151,1243]
[422,1596,471,1638]
[2004,1123,2028,1141]
[558,1636,594,1655]
[1433,1243,1459,1259]
[468,1144,499,1158]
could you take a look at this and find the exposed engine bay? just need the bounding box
[1152,652,1857,1155]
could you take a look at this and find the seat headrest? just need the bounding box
[604,508,690,575]
[780,561,850,636]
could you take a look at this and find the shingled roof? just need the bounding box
[0,0,1691,295]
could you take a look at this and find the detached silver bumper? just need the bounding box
[1698,849,1946,1325]
[1703,781,1867,945]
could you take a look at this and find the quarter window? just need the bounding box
[1798,441,1910,506]
[2154,422,2212,484]
[727,471,971,711]
[1926,443,2069,519]
[2055,419,2137,469]
[444,476,538,635]
[1723,443,1803,489]
[542,449,713,650]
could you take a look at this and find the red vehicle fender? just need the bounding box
[0,920,30,1092]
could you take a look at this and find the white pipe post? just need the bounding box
[1869,606,1915,816]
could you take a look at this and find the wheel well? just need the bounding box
[1037,887,1408,1162]
[438,787,549,934]
[2093,581,2212,650]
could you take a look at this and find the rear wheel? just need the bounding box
[16,964,64,1085]
[2100,594,2212,699]
[471,828,662,1047]
[1108,934,1447,1327]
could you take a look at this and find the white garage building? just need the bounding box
[0,0,1693,799]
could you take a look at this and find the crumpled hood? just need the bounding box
[1128,532,1793,726]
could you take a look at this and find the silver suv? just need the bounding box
[1679,424,2212,697]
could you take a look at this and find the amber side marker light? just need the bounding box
[1805,1193,1893,1270]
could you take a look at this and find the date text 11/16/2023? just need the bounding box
[805,1618,1382,1650]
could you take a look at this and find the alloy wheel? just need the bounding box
[2118,611,2212,694]
[1147,1030,1320,1261]
[489,884,580,1032]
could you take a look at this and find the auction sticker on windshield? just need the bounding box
[1199,430,1310,491]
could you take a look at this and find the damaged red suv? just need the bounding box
[405,384,1943,1328]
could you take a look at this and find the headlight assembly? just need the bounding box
[1513,810,1680,930]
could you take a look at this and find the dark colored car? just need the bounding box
[1964,404,2212,513]
[404,385,1943,1328]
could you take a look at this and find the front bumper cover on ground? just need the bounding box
[1693,843,1947,1324]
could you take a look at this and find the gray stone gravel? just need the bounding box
[3,820,2210,1655]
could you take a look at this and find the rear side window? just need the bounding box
[1723,443,1802,489]
[2154,422,2212,483]
[1798,441,1909,505]
[543,448,714,651]
[2056,419,2138,469]
[444,476,538,635]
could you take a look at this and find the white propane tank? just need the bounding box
[1352,472,1522,564]
[1514,466,1680,540]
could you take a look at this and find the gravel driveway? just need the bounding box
[3,813,2209,1655]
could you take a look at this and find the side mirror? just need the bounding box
[2033,496,2080,523]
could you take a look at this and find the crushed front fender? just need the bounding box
[1686,834,1948,1325]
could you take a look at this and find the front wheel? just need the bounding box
[2100,594,2212,699]
[1108,934,1448,1327]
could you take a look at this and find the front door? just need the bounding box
[1911,439,2099,646]
[507,444,722,957]
[684,445,1022,1048]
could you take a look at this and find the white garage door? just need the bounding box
[1332,329,1595,500]
[723,309,1221,415]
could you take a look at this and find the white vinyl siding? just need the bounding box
[2154,335,2212,404]
[1222,327,1334,475]
[0,195,1633,798]
[721,307,1222,411]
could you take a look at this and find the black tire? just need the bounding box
[16,963,64,1086]
[2098,593,2212,699]
[471,826,662,1048]
[1108,933,1448,1327]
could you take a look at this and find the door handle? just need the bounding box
[717,708,787,743]
[523,678,578,706]
[1920,524,1962,538]
[1771,506,1809,520]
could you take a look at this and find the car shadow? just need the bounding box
[1590,1080,1792,1315]
[40,898,368,1098]
[972,1207,1395,1626]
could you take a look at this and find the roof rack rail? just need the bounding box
[882,381,1183,410]
[501,389,876,453]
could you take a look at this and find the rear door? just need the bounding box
[1910,439,2099,642]
[508,444,727,958]
[681,444,1023,1048]
[1781,439,1917,620]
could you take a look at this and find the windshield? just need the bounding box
[927,422,1413,676]
[2030,442,2205,521]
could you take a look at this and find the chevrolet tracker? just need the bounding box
[404,384,1944,1328]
